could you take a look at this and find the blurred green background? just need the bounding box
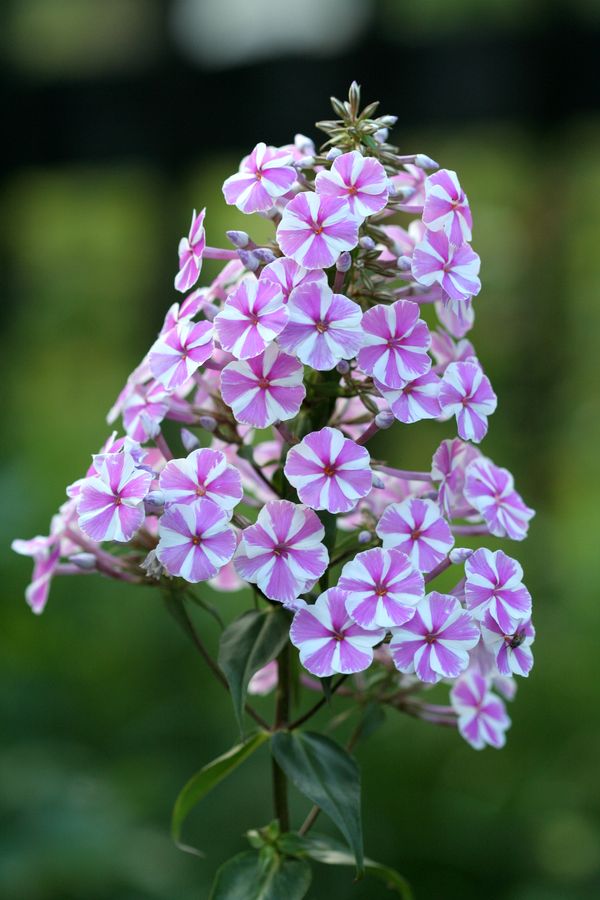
[2,1,600,897]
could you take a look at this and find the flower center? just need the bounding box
[249,315,260,326]
[258,377,271,389]
[195,485,206,496]
[410,528,422,541]
[347,185,358,195]
[332,630,345,641]
[323,464,336,477]
[313,225,324,235]
[375,584,387,597]
[192,535,202,546]
[424,633,436,644]
[272,543,288,557]
[506,631,525,649]
[316,320,328,333]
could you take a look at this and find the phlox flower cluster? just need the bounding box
[13,86,536,752]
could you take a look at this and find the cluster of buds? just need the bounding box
[13,83,535,753]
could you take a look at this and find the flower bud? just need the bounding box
[397,255,412,271]
[450,547,474,564]
[294,133,315,155]
[69,552,97,571]
[226,229,249,249]
[358,530,372,544]
[253,248,277,265]
[372,474,385,489]
[373,128,388,144]
[375,410,395,430]
[326,147,342,161]
[336,359,351,375]
[336,251,352,273]
[238,249,260,271]
[389,184,415,201]
[359,236,376,250]
[144,490,165,515]
[180,428,200,452]
[140,549,167,580]
[199,415,218,433]
[379,115,398,127]
[295,156,315,170]
[414,153,439,170]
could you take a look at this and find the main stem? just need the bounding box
[272,642,291,831]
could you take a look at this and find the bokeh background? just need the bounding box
[2,1,600,897]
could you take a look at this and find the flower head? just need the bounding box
[159,448,243,511]
[214,278,287,360]
[234,500,329,603]
[339,547,424,629]
[290,587,385,677]
[390,592,480,683]
[220,343,305,428]
[122,382,170,442]
[451,671,511,750]
[276,192,360,270]
[374,371,441,424]
[422,169,472,245]
[149,320,214,391]
[481,612,535,677]
[315,150,389,219]
[439,361,497,444]
[284,427,372,514]
[12,533,61,615]
[175,209,206,293]
[259,257,326,303]
[222,143,297,213]
[464,457,535,540]
[357,300,431,389]
[431,438,481,517]
[376,498,454,573]
[156,498,236,582]
[77,451,152,542]
[278,282,363,371]
[412,230,481,301]
[465,548,532,632]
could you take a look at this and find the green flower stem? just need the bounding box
[272,642,292,831]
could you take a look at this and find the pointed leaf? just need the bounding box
[278,833,412,898]
[209,849,312,900]
[270,731,363,874]
[218,608,291,733]
[172,731,268,848]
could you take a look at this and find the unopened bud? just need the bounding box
[144,490,165,515]
[397,255,412,271]
[336,251,352,273]
[336,359,351,375]
[295,156,315,170]
[375,410,395,430]
[226,229,249,249]
[379,115,398,127]
[180,428,200,452]
[389,184,415,201]
[358,530,372,544]
[140,549,167,580]
[326,147,342,161]
[414,153,439,170]
[199,415,218,433]
[359,236,376,250]
[372,474,385,489]
[450,547,474,564]
[253,248,277,265]
[69,552,97,571]
[373,128,388,144]
[238,249,260,271]
[294,133,315,155]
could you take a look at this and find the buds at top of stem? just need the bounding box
[414,153,439,170]
[180,427,201,452]
[373,128,389,144]
[379,115,398,127]
[397,255,412,271]
[69,552,97,571]
[358,530,373,544]
[326,147,342,161]
[144,490,165,515]
[226,229,250,249]
[237,249,260,271]
[359,236,376,250]
[449,547,474,564]
[253,248,277,265]
[199,415,218,433]
[336,359,351,374]
[336,251,352,273]
[375,410,395,430]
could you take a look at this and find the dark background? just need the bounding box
[2,1,600,897]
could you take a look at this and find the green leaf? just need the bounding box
[317,510,338,555]
[278,833,413,898]
[270,731,364,875]
[172,731,268,849]
[218,608,291,734]
[209,849,312,900]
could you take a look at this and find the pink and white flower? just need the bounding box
[422,169,472,245]
[389,592,479,683]
[161,290,208,335]
[338,547,424,629]
[278,282,363,371]
[222,143,297,214]
[390,164,426,210]
[439,361,497,443]
[451,671,511,750]
[220,343,305,428]
[159,448,243,511]
[174,208,206,293]
[481,612,535,677]
[276,192,360,270]
[77,452,153,542]
[156,498,236,582]
[465,548,532,632]
[431,438,481,517]
[357,300,431,389]
[374,371,441,424]
[284,427,372,515]
[430,329,477,371]
[376,498,454,573]
[149,320,214,391]
[436,296,475,338]
[12,533,61,615]
[464,457,535,540]
[247,660,278,695]
[290,587,385,677]
[412,230,481,301]
[122,382,170,442]
[259,257,326,303]
[315,150,389,219]
[214,278,287,360]
[234,500,329,603]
